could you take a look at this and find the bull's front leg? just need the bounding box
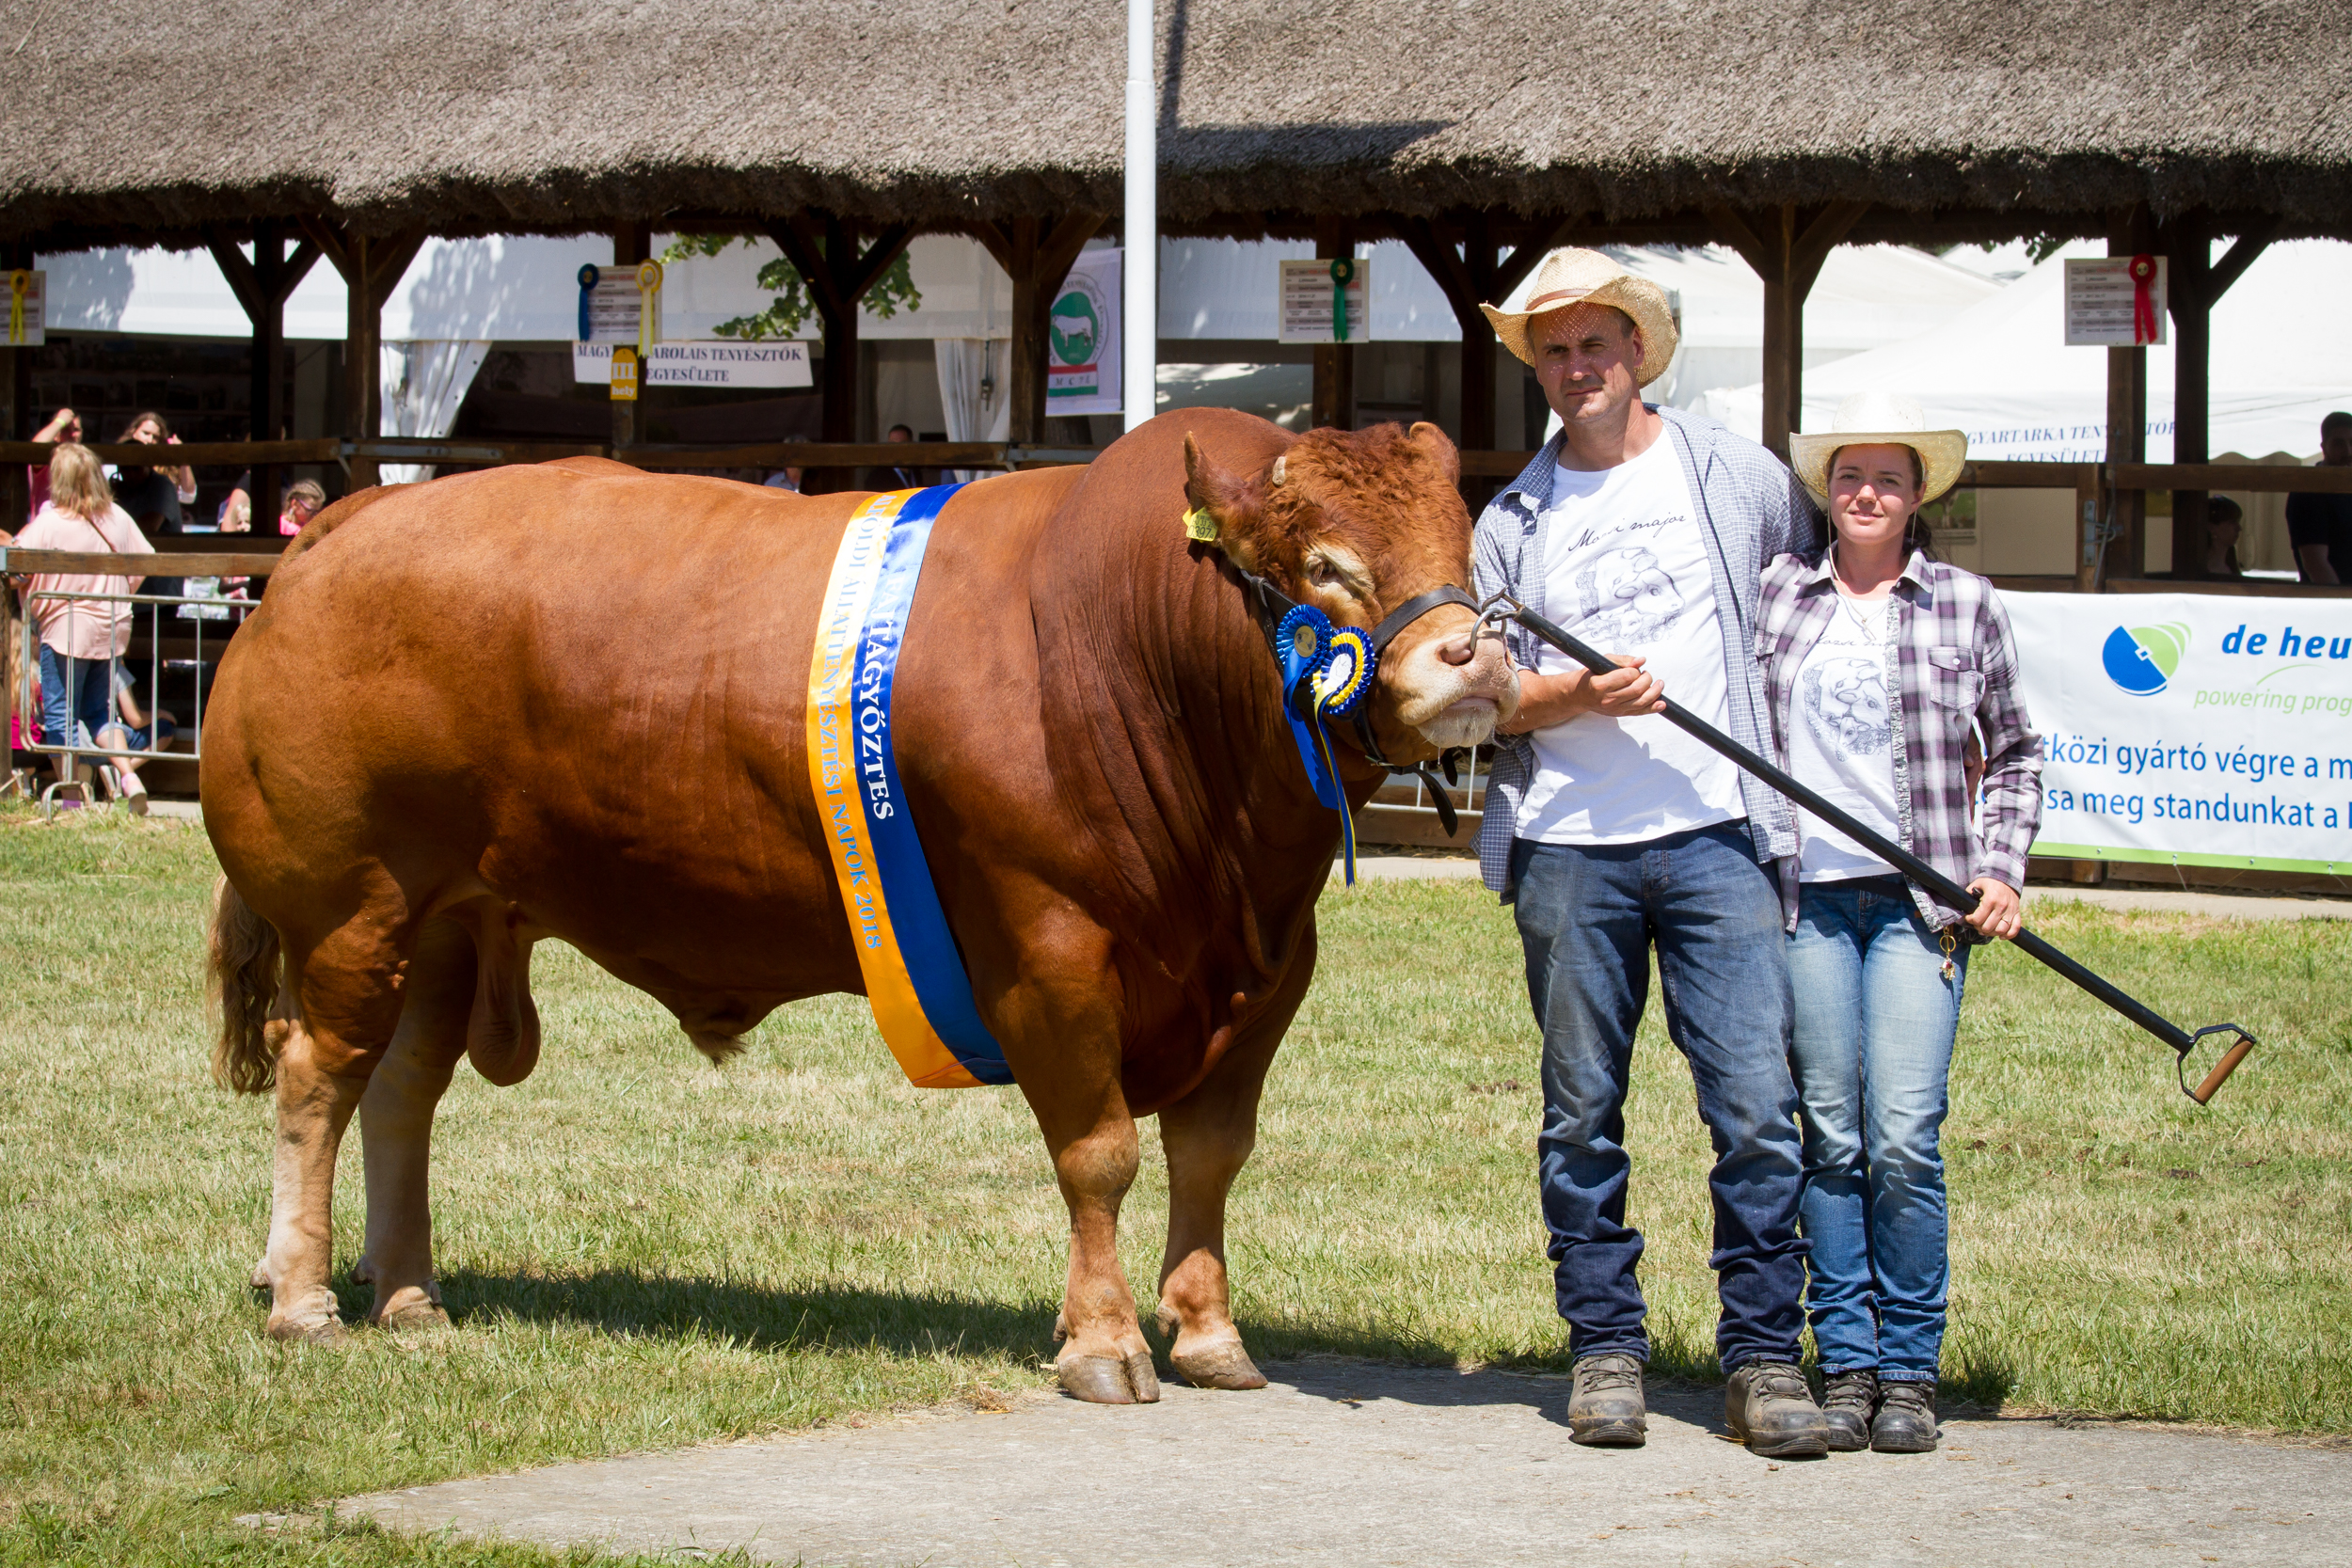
[1001,919,1159,1404]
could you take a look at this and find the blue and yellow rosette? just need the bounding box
[1275,604,1378,885]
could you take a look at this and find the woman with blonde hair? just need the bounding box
[8,444,156,797]
[1755,392,2042,1454]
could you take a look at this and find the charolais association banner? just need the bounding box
[2002,592,2352,875]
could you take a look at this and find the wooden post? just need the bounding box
[767,213,918,489]
[210,221,321,532]
[2164,214,2276,581]
[0,238,26,533]
[610,224,649,451]
[1708,202,1868,460]
[2074,464,2104,594]
[302,220,425,492]
[2104,207,2154,580]
[1312,215,1356,431]
[971,214,1102,448]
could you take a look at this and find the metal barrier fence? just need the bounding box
[4,548,273,814]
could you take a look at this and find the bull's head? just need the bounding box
[1183,422,1520,762]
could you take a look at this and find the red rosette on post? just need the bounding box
[2129,254,2159,344]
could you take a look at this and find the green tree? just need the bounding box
[660,234,922,340]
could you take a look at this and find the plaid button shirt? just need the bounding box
[1472,406,1822,899]
[1755,549,2044,932]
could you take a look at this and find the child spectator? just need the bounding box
[278,479,327,536]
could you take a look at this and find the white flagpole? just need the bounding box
[1122,0,1156,431]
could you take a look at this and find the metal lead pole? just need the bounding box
[1498,598,2255,1102]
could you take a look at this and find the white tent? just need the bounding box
[1699,239,2352,462]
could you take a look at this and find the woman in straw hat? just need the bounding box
[1756,391,2042,1453]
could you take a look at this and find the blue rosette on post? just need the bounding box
[1275,604,1379,885]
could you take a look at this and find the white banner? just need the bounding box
[1046,247,1121,417]
[2005,591,2352,875]
[572,341,812,388]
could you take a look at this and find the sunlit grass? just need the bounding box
[1,813,2345,1565]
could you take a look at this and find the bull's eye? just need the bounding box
[1306,559,1339,587]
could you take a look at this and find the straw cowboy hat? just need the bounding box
[1479,248,1680,386]
[1789,392,1969,506]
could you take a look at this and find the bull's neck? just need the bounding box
[1036,517,1367,953]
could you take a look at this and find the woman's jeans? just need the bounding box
[37,644,112,760]
[1788,876,1968,1383]
[1512,825,1809,1373]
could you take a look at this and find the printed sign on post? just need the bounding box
[2064,257,2168,346]
[573,341,813,388]
[2003,591,2352,874]
[1278,258,1370,344]
[1046,247,1122,417]
[5,269,43,346]
[578,265,653,345]
[609,345,639,402]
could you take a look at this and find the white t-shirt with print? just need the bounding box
[1516,436,1745,846]
[1790,590,1902,881]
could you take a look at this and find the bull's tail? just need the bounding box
[209,876,283,1094]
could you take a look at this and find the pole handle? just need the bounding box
[2189,1036,2255,1104]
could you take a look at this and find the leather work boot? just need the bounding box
[1819,1369,1878,1452]
[1565,1352,1647,1447]
[1871,1379,1939,1452]
[1724,1361,1831,1457]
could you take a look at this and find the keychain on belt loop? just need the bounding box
[1939,927,1958,983]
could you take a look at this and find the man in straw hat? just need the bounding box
[1470,248,1830,1456]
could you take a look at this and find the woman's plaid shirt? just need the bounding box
[1756,550,2044,932]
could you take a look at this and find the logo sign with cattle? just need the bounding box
[1045,246,1121,417]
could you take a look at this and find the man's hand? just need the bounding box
[1963,878,2022,941]
[1498,655,1665,734]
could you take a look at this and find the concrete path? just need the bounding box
[341,1360,2348,1567]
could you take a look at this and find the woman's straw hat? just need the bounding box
[1789,391,1969,505]
[1478,249,1679,386]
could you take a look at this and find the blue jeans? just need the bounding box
[1787,877,1967,1383]
[38,644,112,758]
[1511,824,1808,1372]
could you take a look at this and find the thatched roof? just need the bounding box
[5,1,2349,247]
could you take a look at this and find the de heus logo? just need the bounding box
[2102,623,2186,695]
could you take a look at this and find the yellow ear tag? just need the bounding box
[1183,506,1220,543]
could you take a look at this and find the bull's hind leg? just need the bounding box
[355,916,477,1329]
[1152,967,1307,1390]
[261,904,416,1341]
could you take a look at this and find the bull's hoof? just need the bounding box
[1173,1340,1268,1390]
[1058,1351,1163,1404]
[371,1291,450,1332]
[266,1312,346,1345]
[249,1259,271,1291]
[349,1255,375,1286]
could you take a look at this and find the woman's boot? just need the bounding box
[1871,1378,1937,1452]
[1820,1369,1877,1452]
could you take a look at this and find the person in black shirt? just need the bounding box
[2285,411,2352,584]
[2203,496,2248,579]
[108,411,198,536]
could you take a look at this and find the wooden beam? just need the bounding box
[1391,214,1491,450]
[1709,202,1867,460]
[996,213,1106,444]
[2165,210,2212,579]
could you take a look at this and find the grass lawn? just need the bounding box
[1,813,2346,1565]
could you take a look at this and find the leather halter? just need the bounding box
[1235,566,1479,834]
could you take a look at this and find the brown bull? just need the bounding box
[201,409,1518,1402]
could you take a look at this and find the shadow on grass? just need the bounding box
[429,1268,1059,1362]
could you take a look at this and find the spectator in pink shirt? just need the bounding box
[8,443,155,790]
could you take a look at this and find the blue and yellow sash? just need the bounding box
[805,484,1013,1089]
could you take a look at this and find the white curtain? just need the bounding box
[934,338,1009,482]
[378,340,492,483]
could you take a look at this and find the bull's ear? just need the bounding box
[1409,420,1461,485]
[1183,433,1265,569]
